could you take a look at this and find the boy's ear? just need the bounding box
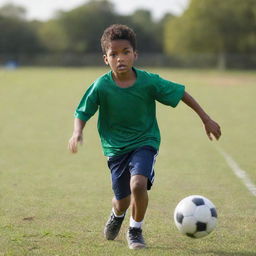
[103,55,109,65]
[134,51,138,60]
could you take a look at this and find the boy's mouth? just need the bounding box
[117,64,126,70]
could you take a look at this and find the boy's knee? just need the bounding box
[130,175,147,193]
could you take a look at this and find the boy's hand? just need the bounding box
[203,118,221,141]
[68,132,83,153]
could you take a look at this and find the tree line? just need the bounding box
[0,0,255,68]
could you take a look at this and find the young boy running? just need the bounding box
[68,24,221,249]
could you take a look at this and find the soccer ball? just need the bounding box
[174,195,217,238]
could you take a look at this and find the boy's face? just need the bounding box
[103,40,137,76]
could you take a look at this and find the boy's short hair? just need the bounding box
[101,24,137,54]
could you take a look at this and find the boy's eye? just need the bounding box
[110,53,116,57]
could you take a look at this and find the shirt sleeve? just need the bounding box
[154,75,185,107]
[74,83,99,122]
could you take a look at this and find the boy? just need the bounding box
[68,24,221,249]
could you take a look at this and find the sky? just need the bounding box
[0,0,189,21]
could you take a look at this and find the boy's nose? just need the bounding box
[117,54,124,62]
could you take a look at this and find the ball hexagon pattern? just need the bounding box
[174,195,217,238]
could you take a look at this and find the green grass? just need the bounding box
[0,67,255,255]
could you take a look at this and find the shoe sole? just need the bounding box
[128,242,146,249]
[126,232,146,249]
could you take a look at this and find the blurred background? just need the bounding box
[0,0,255,69]
[1,2,256,254]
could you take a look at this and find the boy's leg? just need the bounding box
[104,195,130,240]
[105,152,132,241]
[130,175,148,222]
[127,174,148,249]
[112,195,131,216]
[126,146,158,249]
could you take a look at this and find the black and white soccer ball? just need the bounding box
[174,195,217,238]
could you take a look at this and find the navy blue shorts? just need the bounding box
[107,146,158,200]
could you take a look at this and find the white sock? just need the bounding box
[112,208,125,218]
[130,216,143,229]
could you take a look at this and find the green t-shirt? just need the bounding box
[75,67,185,156]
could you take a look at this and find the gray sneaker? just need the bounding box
[126,227,146,249]
[104,212,125,240]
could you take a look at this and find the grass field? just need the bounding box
[0,67,255,256]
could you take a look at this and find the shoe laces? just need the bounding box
[107,214,123,228]
[128,227,143,241]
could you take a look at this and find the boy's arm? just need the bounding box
[68,118,86,153]
[182,91,221,140]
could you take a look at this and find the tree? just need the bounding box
[56,1,165,53]
[0,4,43,59]
[164,0,256,68]
[37,20,68,52]
[57,0,118,53]
[0,3,26,20]
[129,9,163,52]
[0,16,42,56]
